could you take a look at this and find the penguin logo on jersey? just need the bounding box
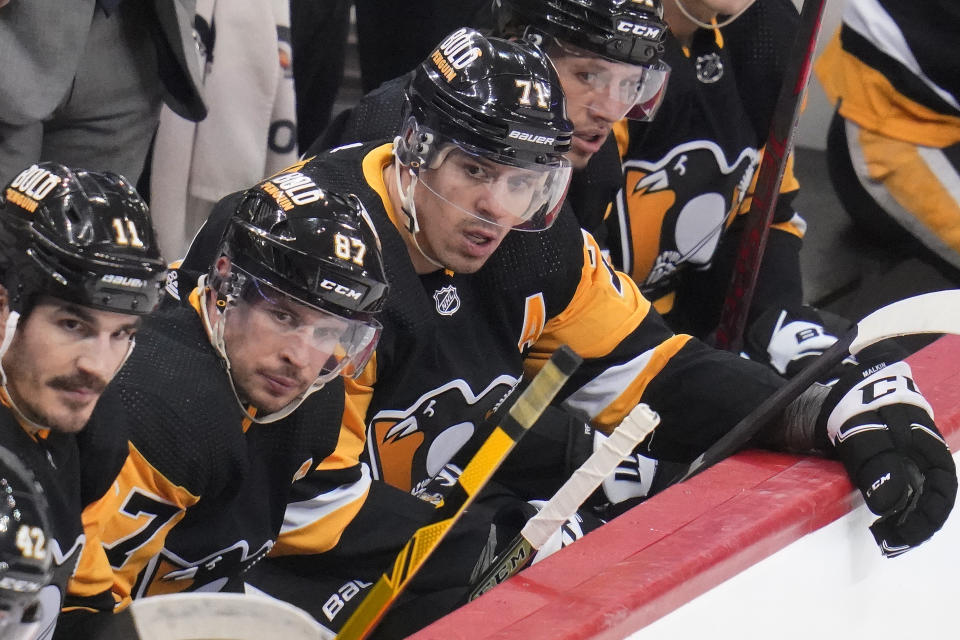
[367,375,518,492]
[619,140,757,294]
[433,285,461,316]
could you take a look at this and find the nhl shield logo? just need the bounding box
[695,52,723,84]
[433,285,460,316]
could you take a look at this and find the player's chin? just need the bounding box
[46,407,94,434]
[566,146,593,171]
[248,384,308,414]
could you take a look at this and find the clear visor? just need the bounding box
[548,39,671,122]
[231,273,381,382]
[417,146,571,232]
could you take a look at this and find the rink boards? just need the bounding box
[411,334,960,639]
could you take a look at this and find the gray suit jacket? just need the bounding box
[0,0,206,125]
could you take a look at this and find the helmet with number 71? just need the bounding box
[394,27,574,232]
[0,162,166,317]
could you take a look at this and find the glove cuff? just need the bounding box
[817,359,934,447]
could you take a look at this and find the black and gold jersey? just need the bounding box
[249,142,788,495]
[816,0,960,148]
[70,288,371,610]
[609,0,807,337]
[0,397,126,637]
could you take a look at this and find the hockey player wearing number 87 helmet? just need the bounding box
[0,162,167,638]
[60,175,399,638]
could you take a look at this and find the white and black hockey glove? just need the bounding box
[745,305,842,379]
[818,358,957,557]
[594,430,659,504]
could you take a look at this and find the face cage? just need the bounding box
[225,267,382,382]
[410,142,572,232]
[543,35,671,122]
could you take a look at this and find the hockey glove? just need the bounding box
[744,305,840,379]
[595,430,659,504]
[818,359,957,557]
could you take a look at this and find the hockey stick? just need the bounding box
[467,403,660,601]
[680,289,960,484]
[713,0,829,352]
[336,346,583,640]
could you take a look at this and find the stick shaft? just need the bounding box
[713,0,829,352]
[336,346,582,640]
[467,405,660,601]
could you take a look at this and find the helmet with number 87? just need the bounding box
[208,170,389,422]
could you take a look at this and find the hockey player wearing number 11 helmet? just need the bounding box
[0,162,167,637]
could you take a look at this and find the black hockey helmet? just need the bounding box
[494,0,670,121]
[397,27,572,167]
[213,168,388,380]
[395,27,573,231]
[494,0,668,66]
[0,446,54,637]
[0,163,166,317]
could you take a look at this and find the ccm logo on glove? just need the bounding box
[826,361,933,444]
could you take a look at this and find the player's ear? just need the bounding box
[214,256,232,281]
[0,284,9,343]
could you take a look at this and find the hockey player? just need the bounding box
[816,0,960,286]
[0,162,168,638]
[315,1,832,379]
[0,445,56,640]
[605,0,841,376]
[183,30,956,636]
[313,1,669,225]
[60,178,401,639]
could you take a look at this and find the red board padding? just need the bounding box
[412,335,960,640]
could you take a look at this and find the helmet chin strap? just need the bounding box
[198,274,326,425]
[392,142,447,272]
[672,0,753,30]
[0,311,45,432]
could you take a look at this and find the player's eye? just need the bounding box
[464,163,490,182]
[111,327,137,341]
[267,308,296,327]
[576,71,598,86]
[57,317,87,335]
